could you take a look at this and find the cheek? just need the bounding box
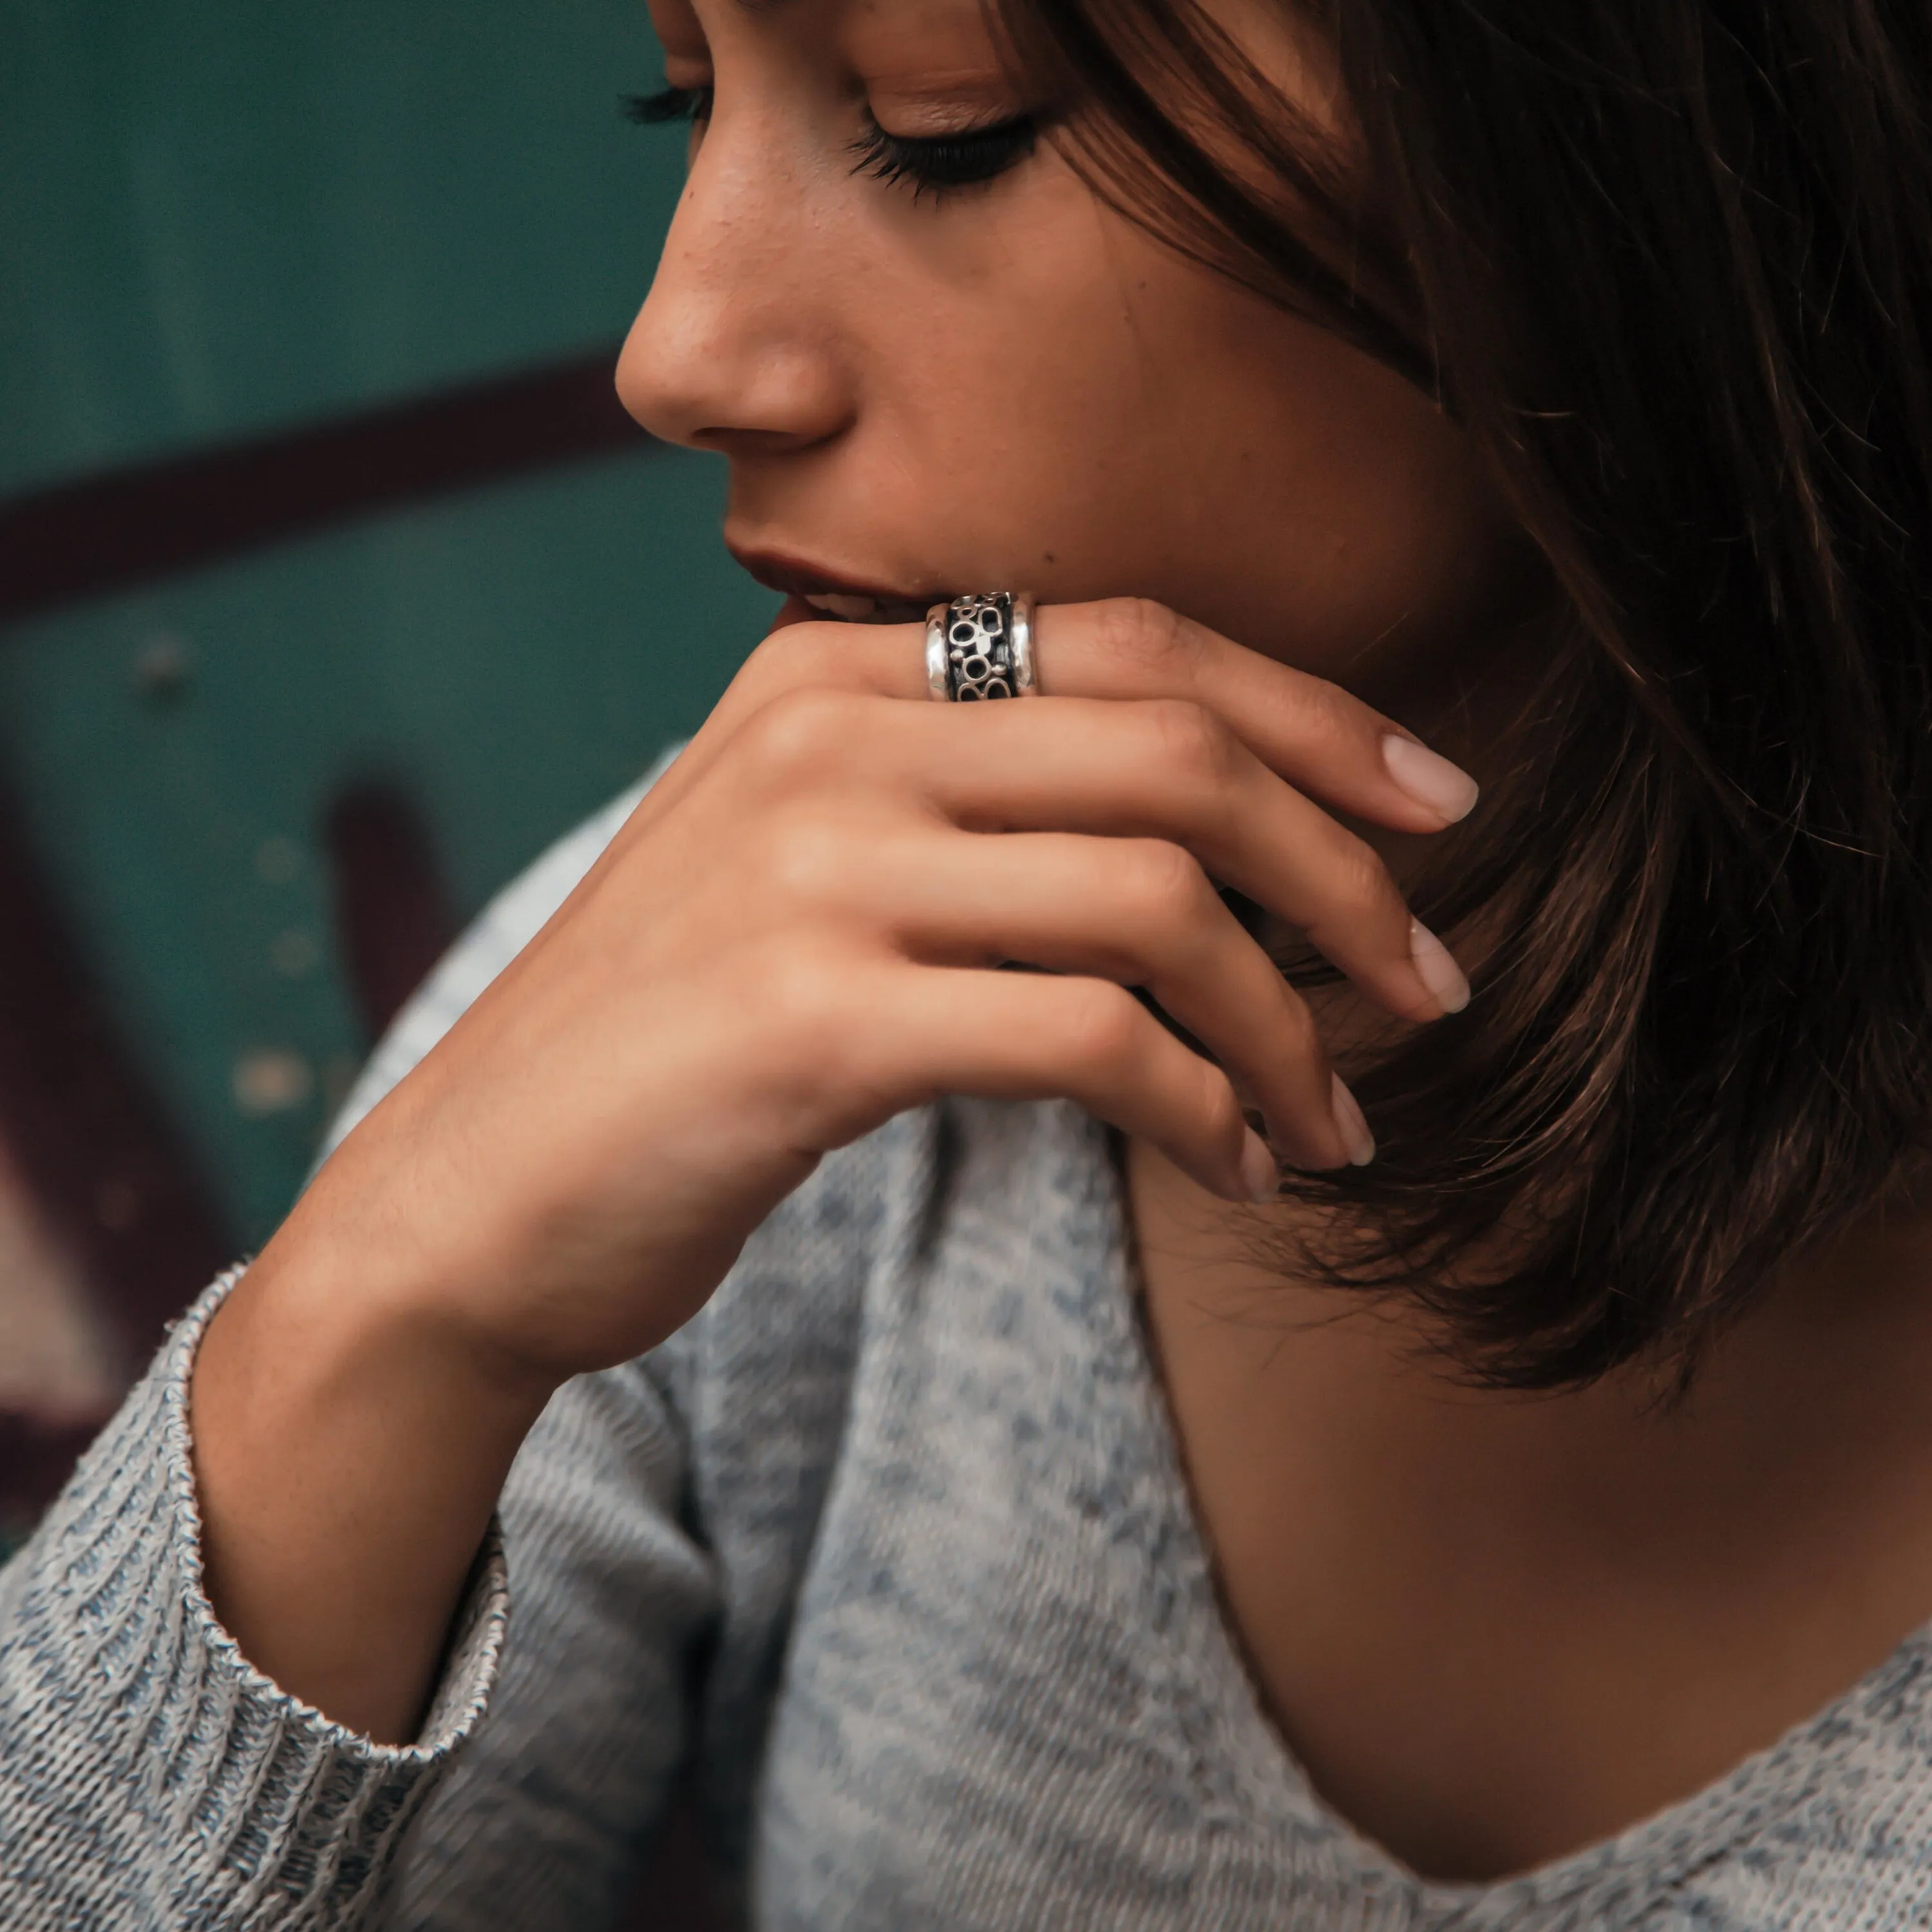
[1147,289,1515,663]
[850,186,1213,580]
[833,164,1515,672]
[949,223,1510,668]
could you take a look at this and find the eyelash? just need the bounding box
[848,113,1036,197]
[623,86,1037,199]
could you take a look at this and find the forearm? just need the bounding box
[192,1185,556,1744]
[184,594,1473,1749]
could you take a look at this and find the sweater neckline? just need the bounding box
[1060,1104,1932,1926]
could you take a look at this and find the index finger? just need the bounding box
[1030,598,1480,834]
[659,594,1479,837]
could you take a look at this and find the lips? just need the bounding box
[731,547,934,625]
[798,590,922,623]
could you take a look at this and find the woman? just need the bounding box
[6,0,1931,1924]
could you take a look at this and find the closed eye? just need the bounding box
[625,86,1037,201]
[847,111,1038,199]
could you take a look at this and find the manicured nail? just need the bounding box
[1382,734,1479,824]
[1331,1074,1376,1166]
[1239,1128,1279,1202]
[1409,918,1471,1016]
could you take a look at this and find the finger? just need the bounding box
[638,683,1463,1023]
[638,594,1477,838]
[855,965,1288,1200]
[876,696,1466,1023]
[621,617,926,824]
[668,596,1478,836]
[1032,597,1479,833]
[860,828,1363,1168]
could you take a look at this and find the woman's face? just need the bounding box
[620,0,1519,687]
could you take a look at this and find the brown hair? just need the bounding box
[1002,0,1932,1385]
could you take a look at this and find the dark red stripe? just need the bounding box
[0,772,232,1378]
[0,345,646,627]
[324,779,460,1044]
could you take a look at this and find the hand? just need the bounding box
[192,594,1475,1741]
[305,596,1474,1384]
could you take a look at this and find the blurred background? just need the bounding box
[1,0,777,1545]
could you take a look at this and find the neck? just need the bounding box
[1132,1135,1932,1551]
[1128,1137,1932,1877]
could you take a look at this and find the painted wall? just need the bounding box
[2,0,775,1244]
[6,0,676,491]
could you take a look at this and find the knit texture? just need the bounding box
[0,1272,506,1929]
[8,763,1932,1929]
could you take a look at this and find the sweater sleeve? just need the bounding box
[0,1270,508,1931]
[379,1352,719,1931]
[0,760,694,1930]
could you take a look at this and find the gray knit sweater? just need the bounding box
[7,772,1932,1931]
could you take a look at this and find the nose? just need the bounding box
[618,112,855,457]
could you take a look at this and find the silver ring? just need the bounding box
[926,592,1038,702]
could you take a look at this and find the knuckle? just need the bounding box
[1271,994,1322,1064]
[1094,595,1193,674]
[754,950,898,1131]
[757,934,857,1039]
[760,813,857,908]
[1142,697,1235,782]
[742,687,855,782]
[1059,981,1144,1074]
[1196,1071,1246,1144]
[1120,839,1210,923]
[1298,676,1361,753]
[1329,837,1398,923]
[733,633,790,701]
[742,625,839,696]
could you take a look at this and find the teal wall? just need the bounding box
[5,0,681,492]
[2,0,775,1243]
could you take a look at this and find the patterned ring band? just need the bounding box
[925,592,1039,703]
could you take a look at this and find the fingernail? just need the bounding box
[1239,1128,1279,1202]
[1331,1074,1376,1166]
[1409,918,1471,1016]
[1382,734,1479,824]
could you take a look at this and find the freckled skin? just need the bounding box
[621,0,1519,683]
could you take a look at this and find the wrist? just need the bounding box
[189,1180,555,1741]
[219,1177,563,1449]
